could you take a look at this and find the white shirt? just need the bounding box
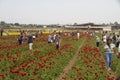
[118,43,120,52]
[53,35,56,40]
[33,36,36,39]
[77,33,80,36]
[104,43,115,53]
[103,35,107,42]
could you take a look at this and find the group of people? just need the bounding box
[48,33,61,50]
[17,30,120,72]
[18,30,62,50]
[1,29,119,72]
[64,31,80,40]
[47,31,81,50]
[95,32,120,71]
[18,31,39,50]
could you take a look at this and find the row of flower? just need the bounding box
[0,33,85,80]
[63,34,116,80]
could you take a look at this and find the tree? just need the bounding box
[74,23,78,26]
[14,23,20,26]
[109,22,114,26]
[0,21,6,25]
[114,21,119,26]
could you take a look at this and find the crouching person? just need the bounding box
[28,33,33,50]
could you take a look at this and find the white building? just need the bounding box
[65,25,112,31]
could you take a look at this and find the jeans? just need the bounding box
[106,53,113,68]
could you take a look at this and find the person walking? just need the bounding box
[96,36,100,47]
[55,34,61,50]
[112,33,116,44]
[118,43,120,58]
[103,34,107,43]
[48,34,52,43]
[116,35,120,47]
[53,34,56,42]
[28,33,33,50]
[35,31,39,38]
[0,28,3,36]
[104,38,117,71]
[91,32,95,38]
[77,32,80,40]
[18,34,23,45]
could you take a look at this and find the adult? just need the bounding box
[18,34,23,45]
[77,32,80,40]
[103,34,107,43]
[48,35,52,43]
[112,33,116,44]
[28,33,33,50]
[118,43,120,58]
[55,34,61,50]
[107,33,112,40]
[96,36,100,47]
[71,32,75,40]
[116,35,120,47]
[104,39,116,71]
[0,28,3,36]
[35,31,39,38]
[91,32,95,38]
[53,34,56,42]
[21,31,27,43]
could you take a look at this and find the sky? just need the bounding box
[0,0,120,24]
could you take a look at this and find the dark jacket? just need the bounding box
[28,36,33,43]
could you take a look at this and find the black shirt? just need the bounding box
[28,36,33,43]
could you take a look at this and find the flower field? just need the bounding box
[65,35,116,80]
[0,33,120,80]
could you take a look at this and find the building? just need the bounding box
[65,23,112,31]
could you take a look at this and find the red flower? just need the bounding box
[20,72,26,77]
[107,78,111,80]
[28,73,30,76]
[0,74,4,79]
[89,66,93,68]
[0,54,4,58]
[33,72,37,75]
[31,78,35,80]
[77,71,81,75]
[74,78,77,80]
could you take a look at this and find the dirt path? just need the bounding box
[56,39,117,80]
[56,40,84,80]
